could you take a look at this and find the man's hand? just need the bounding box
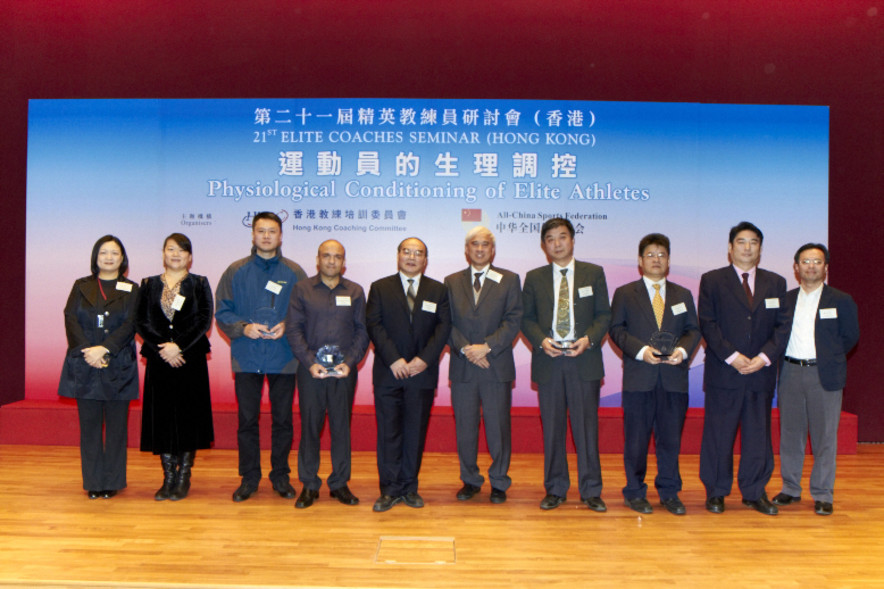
[390,358,410,380]
[406,357,428,376]
[264,321,285,340]
[309,363,329,378]
[464,343,490,366]
[542,338,565,358]
[642,347,663,364]
[740,356,766,375]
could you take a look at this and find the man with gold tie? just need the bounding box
[609,233,700,515]
[522,217,611,511]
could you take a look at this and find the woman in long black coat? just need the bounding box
[58,235,139,499]
[137,233,214,501]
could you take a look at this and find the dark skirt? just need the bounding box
[140,353,214,454]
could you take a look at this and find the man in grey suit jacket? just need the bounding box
[522,217,611,511]
[772,243,859,516]
[444,226,522,504]
[609,233,700,515]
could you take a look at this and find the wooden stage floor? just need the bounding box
[1,445,883,588]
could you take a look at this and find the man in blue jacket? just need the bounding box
[216,212,307,502]
[772,243,859,516]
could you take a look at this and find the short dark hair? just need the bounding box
[398,237,428,257]
[90,235,129,278]
[638,233,670,256]
[252,211,283,230]
[540,217,574,240]
[729,221,763,245]
[164,233,192,254]
[794,242,830,264]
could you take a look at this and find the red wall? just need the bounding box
[2,1,881,438]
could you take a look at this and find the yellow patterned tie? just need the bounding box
[555,269,570,338]
[652,283,664,329]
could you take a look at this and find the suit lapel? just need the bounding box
[634,280,659,328]
[727,269,754,311]
[394,274,414,320]
[475,265,498,309]
[78,279,101,308]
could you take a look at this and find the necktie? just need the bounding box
[473,272,482,303]
[406,278,416,314]
[742,272,754,307]
[555,269,570,338]
[652,283,664,329]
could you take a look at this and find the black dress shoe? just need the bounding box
[624,497,653,514]
[403,492,424,508]
[87,490,100,500]
[100,490,117,499]
[232,481,258,502]
[540,494,566,510]
[329,485,359,506]
[490,488,507,504]
[771,492,801,506]
[582,496,607,512]
[814,501,833,515]
[456,484,481,501]
[660,497,687,515]
[706,496,725,513]
[742,493,778,515]
[373,494,402,512]
[272,481,297,499]
[295,487,319,509]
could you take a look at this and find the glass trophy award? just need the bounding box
[251,306,279,337]
[317,344,344,375]
[548,330,575,355]
[649,330,677,358]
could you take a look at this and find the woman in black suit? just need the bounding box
[137,233,214,501]
[58,235,139,499]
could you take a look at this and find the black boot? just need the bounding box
[170,451,194,501]
[155,454,178,501]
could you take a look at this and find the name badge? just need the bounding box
[819,308,838,319]
[578,286,593,298]
[336,296,351,307]
[765,298,780,309]
[116,282,132,292]
[671,302,687,316]
[486,269,503,283]
[265,281,282,295]
[422,300,437,313]
[171,294,186,311]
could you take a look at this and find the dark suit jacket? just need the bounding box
[781,284,859,391]
[58,275,140,401]
[699,266,791,391]
[444,265,522,383]
[522,260,611,384]
[366,274,451,389]
[136,274,214,361]
[609,278,701,393]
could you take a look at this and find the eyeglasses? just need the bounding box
[799,259,825,266]
[642,252,668,259]
[401,249,425,258]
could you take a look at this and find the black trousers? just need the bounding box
[76,398,130,491]
[234,372,296,486]
[699,384,774,501]
[621,377,688,501]
[537,359,602,499]
[374,380,435,496]
[297,366,357,491]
